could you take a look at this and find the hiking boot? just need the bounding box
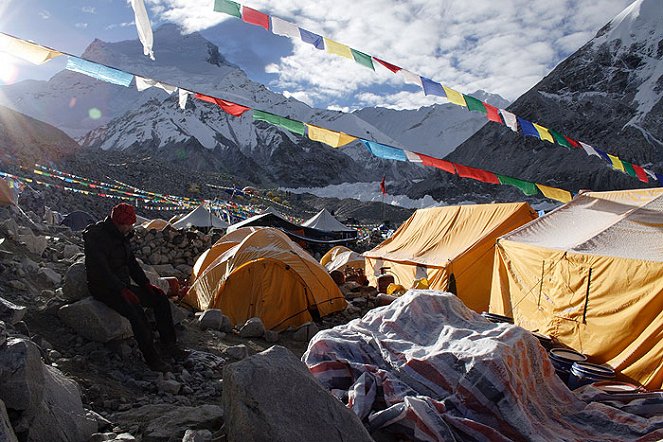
[161,343,189,360]
[146,357,171,373]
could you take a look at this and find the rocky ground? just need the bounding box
[0,204,382,441]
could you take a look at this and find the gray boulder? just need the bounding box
[0,321,6,347]
[0,400,18,442]
[62,262,90,301]
[292,322,320,342]
[58,298,133,342]
[114,404,224,442]
[37,267,61,287]
[0,298,27,326]
[238,317,264,338]
[0,338,46,413]
[223,345,373,442]
[182,429,213,442]
[18,233,47,256]
[63,244,82,260]
[198,310,222,331]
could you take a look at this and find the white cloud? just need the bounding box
[75,22,89,29]
[146,0,634,108]
[82,6,96,14]
[38,10,51,19]
[105,21,135,30]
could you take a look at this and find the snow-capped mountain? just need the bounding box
[0,24,506,188]
[410,0,663,200]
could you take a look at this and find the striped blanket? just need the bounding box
[303,290,663,441]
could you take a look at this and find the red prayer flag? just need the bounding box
[380,176,387,194]
[454,164,500,184]
[242,6,270,31]
[563,135,580,148]
[373,57,402,73]
[195,93,250,117]
[418,153,456,174]
[483,102,503,124]
[632,164,649,183]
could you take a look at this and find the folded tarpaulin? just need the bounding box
[65,56,134,87]
[303,290,663,441]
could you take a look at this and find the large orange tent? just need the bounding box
[364,203,537,312]
[184,227,346,331]
[490,188,663,389]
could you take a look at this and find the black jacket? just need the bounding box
[83,217,149,298]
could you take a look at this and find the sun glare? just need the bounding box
[0,53,19,84]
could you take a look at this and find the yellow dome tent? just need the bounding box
[490,188,663,389]
[364,203,537,313]
[184,227,346,331]
[142,218,171,231]
[320,245,352,268]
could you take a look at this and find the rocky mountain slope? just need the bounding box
[409,0,663,200]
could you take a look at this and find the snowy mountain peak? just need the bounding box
[595,0,663,51]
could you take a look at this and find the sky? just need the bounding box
[0,0,635,112]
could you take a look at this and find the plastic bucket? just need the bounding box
[549,348,587,385]
[532,332,554,350]
[568,362,615,390]
[481,312,514,324]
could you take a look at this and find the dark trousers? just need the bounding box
[95,285,176,363]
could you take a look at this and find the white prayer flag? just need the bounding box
[130,0,155,60]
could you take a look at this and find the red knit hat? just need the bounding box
[111,203,136,225]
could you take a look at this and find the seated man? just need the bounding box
[83,203,184,372]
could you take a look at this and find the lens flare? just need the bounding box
[0,53,19,84]
[88,108,102,119]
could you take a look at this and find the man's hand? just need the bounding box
[145,283,167,297]
[121,288,140,305]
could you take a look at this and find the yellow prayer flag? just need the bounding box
[608,154,625,172]
[536,184,572,203]
[0,33,62,65]
[442,86,467,107]
[533,123,554,143]
[323,38,353,59]
[306,124,357,148]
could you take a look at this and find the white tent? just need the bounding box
[302,209,355,232]
[172,204,228,229]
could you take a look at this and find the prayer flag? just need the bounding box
[536,184,572,203]
[351,49,374,70]
[213,0,241,18]
[418,153,456,174]
[361,140,408,161]
[564,136,580,148]
[454,164,499,184]
[195,93,250,117]
[253,110,305,135]
[549,129,571,148]
[499,109,518,132]
[299,29,325,49]
[463,95,487,113]
[135,77,176,94]
[632,164,649,183]
[622,161,637,178]
[242,6,270,31]
[373,57,401,73]
[533,123,554,143]
[593,148,612,164]
[404,150,423,162]
[517,117,539,139]
[0,33,62,64]
[421,77,445,97]
[324,38,353,59]
[130,0,155,60]
[380,177,386,195]
[399,69,423,87]
[497,175,539,196]
[483,103,503,124]
[179,89,193,110]
[607,154,625,172]
[306,124,356,147]
[65,57,133,87]
[442,86,467,107]
[271,17,300,38]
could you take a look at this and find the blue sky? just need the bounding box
[0,0,635,111]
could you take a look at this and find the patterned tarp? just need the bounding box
[303,290,663,441]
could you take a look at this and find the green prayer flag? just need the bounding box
[497,175,539,196]
[463,95,487,113]
[253,110,305,136]
[549,129,571,149]
[213,0,241,17]
[351,49,374,70]
[622,161,637,178]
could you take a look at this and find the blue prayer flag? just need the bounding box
[593,148,612,164]
[299,29,325,49]
[421,77,445,97]
[66,57,133,87]
[361,140,408,162]
[517,117,539,138]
